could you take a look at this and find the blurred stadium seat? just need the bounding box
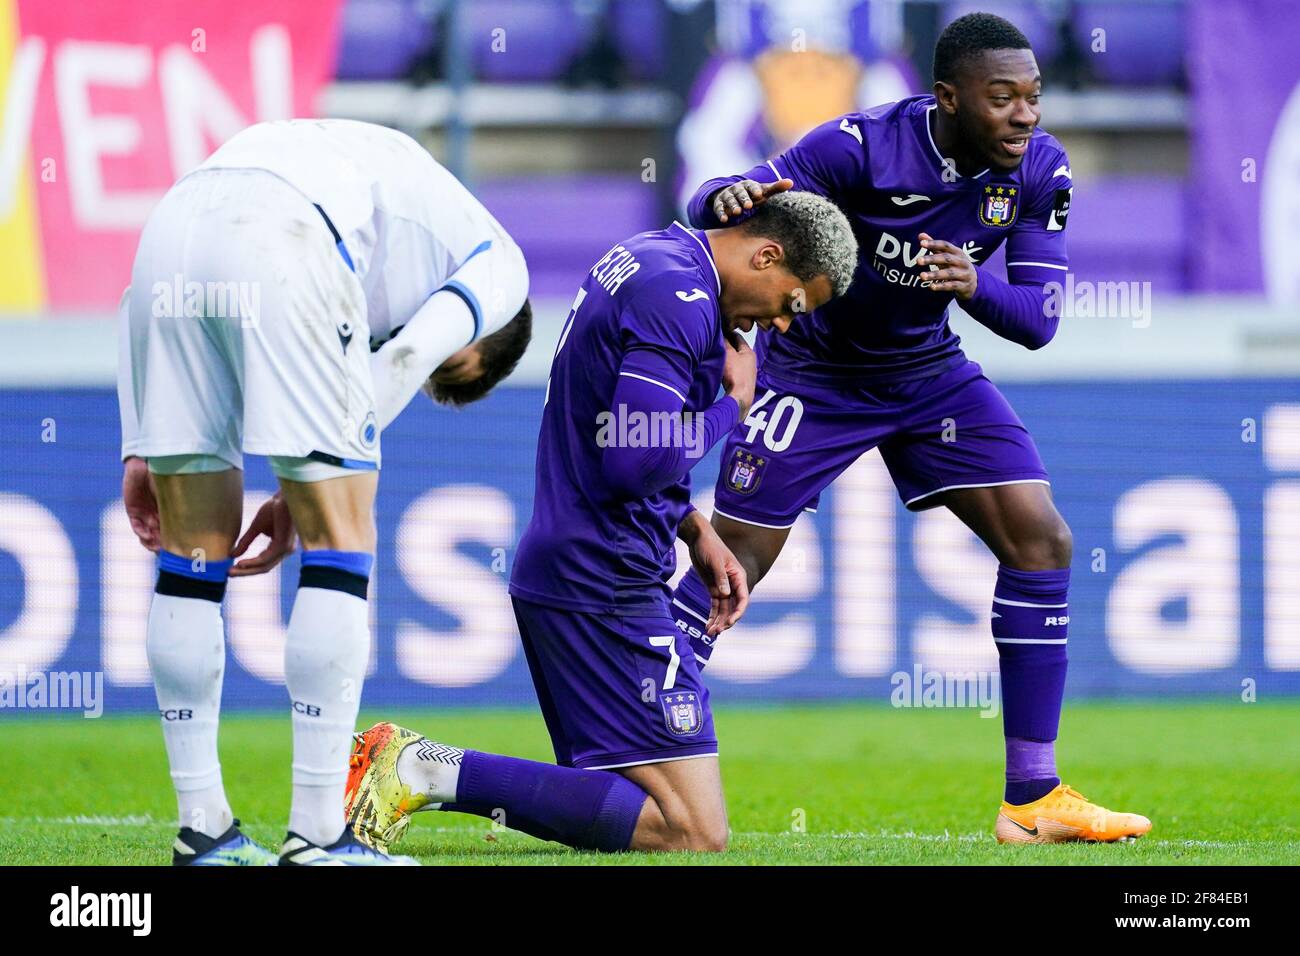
[609,0,667,81]
[480,175,658,297]
[1062,176,1190,290]
[1071,1,1184,86]
[335,0,438,80]
[943,1,1063,66]
[466,0,593,81]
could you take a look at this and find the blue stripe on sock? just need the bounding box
[158,550,232,582]
[300,549,374,578]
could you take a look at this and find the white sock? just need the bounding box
[395,739,464,808]
[146,592,234,838]
[284,584,370,846]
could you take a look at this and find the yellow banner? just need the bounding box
[0,0,45,312]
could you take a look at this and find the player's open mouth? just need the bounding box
[1001,137,1028,157]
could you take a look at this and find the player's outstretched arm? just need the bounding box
[685,113,868,228]
[711,178,793,224]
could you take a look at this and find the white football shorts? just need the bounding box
[125,168,380,478]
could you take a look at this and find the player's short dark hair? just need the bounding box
[430,299,533,407]
[933,12,1032,85]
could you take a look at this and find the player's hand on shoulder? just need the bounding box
[918,232,978,301]
[122,456,161,553]
[713,178,794,223]
[722,332,757,420]
[230,491,297,577]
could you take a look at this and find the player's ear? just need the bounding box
[751,241,784,271]
[933,80,958,114]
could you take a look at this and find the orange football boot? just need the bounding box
[997,784,1152,844]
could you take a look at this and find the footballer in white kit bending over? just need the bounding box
[117,118,531,866]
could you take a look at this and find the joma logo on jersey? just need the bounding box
[1045,616,1070,626]
[979,185,1018,227]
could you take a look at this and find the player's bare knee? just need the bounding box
[1048,518,1073,567]
[686,819,729,853]
[1002,513,1072,571]
[656,815,727,852]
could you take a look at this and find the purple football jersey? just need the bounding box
[688,94,1073,385]
[510,222,727,615]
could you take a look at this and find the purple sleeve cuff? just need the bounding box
[964,267,1061,351]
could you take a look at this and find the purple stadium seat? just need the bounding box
[610,0,666,82]
[1054,176,1189,292]
[1071,3,1183,85]
[478,175,659,297]
[335,0,436,81]
[465,1,593,82]
[941,2,1062,67]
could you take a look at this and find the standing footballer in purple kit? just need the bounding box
[669,12,1152,844]
[344,192,858,854]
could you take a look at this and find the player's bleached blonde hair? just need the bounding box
[740,190,859,298]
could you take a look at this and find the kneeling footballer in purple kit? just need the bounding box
[671,13,1150,844]
[345,192,858,853]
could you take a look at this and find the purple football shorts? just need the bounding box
[713,359,1049,528]
[511,596,718,771]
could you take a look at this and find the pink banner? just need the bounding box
[12,0,344,309]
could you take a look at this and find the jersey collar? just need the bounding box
[670,221,722,295]
[923,104,990,180]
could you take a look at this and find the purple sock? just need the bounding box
[440,751,647,852]
[671,568,715,667]
[1004,737,1058,805]
[993,565,1069,804]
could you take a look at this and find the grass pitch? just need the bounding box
[1,701,1296,865]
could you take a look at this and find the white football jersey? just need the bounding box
[194,118,526,342]
[119,120,530,463]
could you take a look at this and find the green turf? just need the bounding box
[1,701,1296,865]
